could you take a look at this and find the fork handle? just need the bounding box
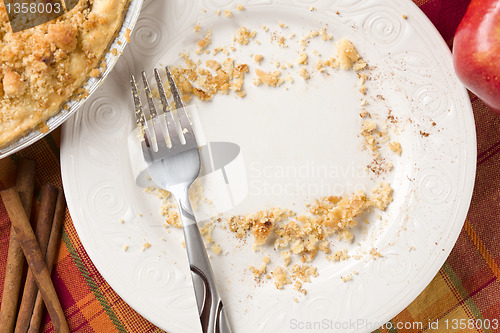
[176,193,232,333]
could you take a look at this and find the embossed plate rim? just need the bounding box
[61,0,476,332]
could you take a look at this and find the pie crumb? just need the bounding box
[212,243,222,255]
[125,28,131,43]
[296,52,308,65]
[389,142,402,155]
[234,27,256,45]
[196,30,211,54]
[90,69,101,78]
[37,122,50,134]
[141,242,151,251]
[254,69,283,87]
[299,68,310,80]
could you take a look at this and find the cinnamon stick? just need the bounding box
[28,189,66,333]
[16,158,36,216]
[0,158,36,333]
[14,185,59,333]
[0,188,70,333]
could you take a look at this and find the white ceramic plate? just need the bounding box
[61,0,476,332]
[0,0,143,159]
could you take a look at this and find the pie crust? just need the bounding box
[0,0,128,147]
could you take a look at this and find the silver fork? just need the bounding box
[130,67,232,333]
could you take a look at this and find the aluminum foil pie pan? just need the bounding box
[0,0,143,159]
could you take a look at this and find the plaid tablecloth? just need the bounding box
[2,0,499,332]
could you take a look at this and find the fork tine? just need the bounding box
[142,71,169,151]
[154,68,169,112]
[165,66,184,111]
[130,75,150,147]
[165,66,197,147]
[130,74,145,128]
[141,71,158,119]
[154,68,181,148]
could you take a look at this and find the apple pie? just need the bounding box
[0,0,129,147]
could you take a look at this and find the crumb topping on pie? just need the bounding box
[0,0,128,147]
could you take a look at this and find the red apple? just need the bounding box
[452,0,500,113]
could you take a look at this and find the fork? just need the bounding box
[130,67,232,333]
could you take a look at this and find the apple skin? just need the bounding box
[452,0,500,113]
